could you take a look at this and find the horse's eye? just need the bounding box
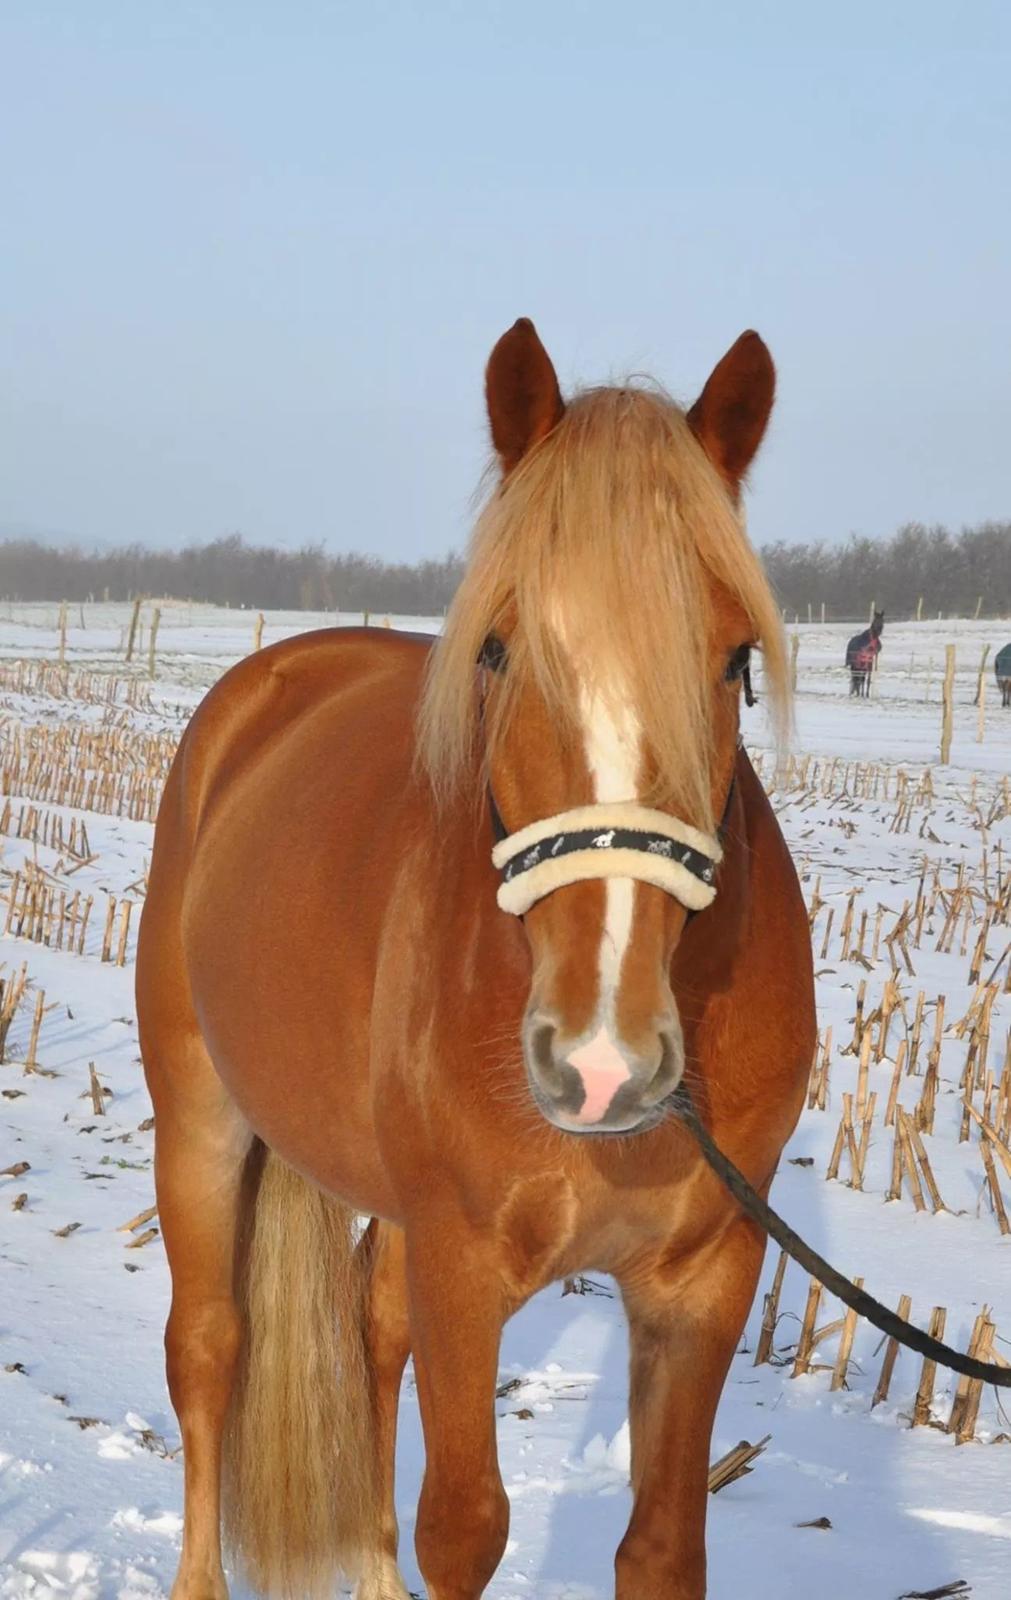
[478,634,508,673]
[725,644,751,682]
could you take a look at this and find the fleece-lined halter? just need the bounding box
[487,765,737,917]
[478,634,750,917]
[491,802,723,916]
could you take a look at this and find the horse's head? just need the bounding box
[872,610,885,636]
[420,321,788,1135]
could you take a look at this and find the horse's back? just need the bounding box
[845,627,868,665]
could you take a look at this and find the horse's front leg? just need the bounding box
[407,1221,511,1600]
[615,1217,765,1600]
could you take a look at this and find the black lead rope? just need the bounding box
[672,1087,1011,1387]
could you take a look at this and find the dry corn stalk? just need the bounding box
[792,1278,823,1378]
[754,1249,789,1367]
[707,1434,771,1494]
[911,1307,947,1427]
[872,1293,913,1407]
[829,1279,864,1392]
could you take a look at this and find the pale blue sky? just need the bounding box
[2,2,1009,558]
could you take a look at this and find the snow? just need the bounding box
[2,602,1010,1599]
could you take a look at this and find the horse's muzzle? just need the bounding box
[523,1011,685,1135]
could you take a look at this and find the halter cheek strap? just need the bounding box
[491,802,723,916]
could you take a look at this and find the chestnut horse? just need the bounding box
[137,321,815,1600]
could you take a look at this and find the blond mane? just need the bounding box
[417,383,789,830]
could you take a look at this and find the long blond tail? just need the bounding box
[223,1149,377,1599]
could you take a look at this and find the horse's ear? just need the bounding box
[485,318,565,475]
[687,331,775,491]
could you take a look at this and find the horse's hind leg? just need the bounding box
[356,1220,412,1600]
[150,1039,252,1600]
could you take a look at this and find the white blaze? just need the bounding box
[579,682,642,1016]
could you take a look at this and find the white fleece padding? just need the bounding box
[496,847,718,916]
[491,802,723,917]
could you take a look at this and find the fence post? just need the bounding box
[790,633,800,692]
[820,600,825,625]
[58,601,67,664]
[125,597,142,662]
[148,607,161,678]
[973,644,990,706]
[253,612,265,651]
[977,665,986,744]
[940,645,955,764]
[916,595,923,622]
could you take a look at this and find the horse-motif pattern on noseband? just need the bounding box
[492,801,723,917]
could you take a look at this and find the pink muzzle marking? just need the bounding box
[565,1026,632,1124]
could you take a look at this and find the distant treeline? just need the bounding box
[0,521,1008,618]
[0,535,464,616]
[761,522,1011,620]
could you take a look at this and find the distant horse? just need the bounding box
[137,322,815,1600]
[845,609,884,696]
[997,642,1011,708]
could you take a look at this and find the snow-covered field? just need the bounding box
[2,601,1010,1600]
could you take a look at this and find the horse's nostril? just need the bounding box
[648,1028,684,1100]
[529,1021,561,1089]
